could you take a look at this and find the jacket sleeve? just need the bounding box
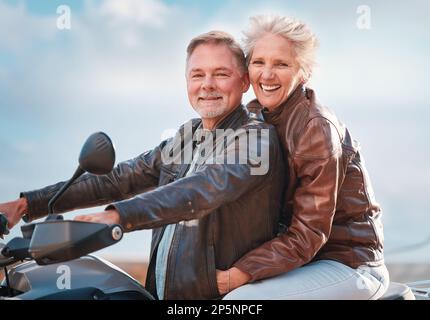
[20,139,169,222]
[233,117,345,281]
[107,127,277,231]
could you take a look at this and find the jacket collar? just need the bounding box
[264,84,306,124]
[246,85,307,125]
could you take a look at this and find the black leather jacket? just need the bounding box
[21,105,285,299]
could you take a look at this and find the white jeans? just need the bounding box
[223,260,390,300]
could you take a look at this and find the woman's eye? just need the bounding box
[251,60,263,65]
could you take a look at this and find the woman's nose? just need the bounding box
[261,67,275,80]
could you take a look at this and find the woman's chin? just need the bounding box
[256,96,282,110]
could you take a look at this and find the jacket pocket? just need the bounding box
[159,166,177,185]
[368,213,384,249]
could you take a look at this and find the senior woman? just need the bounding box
[216,15,389,300]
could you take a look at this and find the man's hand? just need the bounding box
[0,198,28,237]
[216,267,251,295]
[74,209,121,225]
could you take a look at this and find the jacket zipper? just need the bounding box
[163,224,180,299]
[354,158,381,249]
[162,163,190,299]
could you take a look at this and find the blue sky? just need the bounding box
[4,0,85,14]
[0,0,429,263]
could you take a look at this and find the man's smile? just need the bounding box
[198,96,223,101]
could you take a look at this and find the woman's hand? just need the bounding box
[74,209,121,225]
[216,267,251,295]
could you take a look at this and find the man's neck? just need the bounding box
[201,119,223,131]
[201,105,241,131]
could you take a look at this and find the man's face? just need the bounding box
[186,43,250,123]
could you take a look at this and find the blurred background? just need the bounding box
[0,0,429,284]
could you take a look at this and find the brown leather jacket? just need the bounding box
[234,86,384,282]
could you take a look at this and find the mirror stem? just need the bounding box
[47,166,85,216]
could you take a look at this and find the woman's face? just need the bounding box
[249,33,304,110]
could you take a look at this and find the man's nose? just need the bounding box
[202,76,216,90]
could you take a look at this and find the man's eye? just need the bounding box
[277,63,289,67]
[192,74,203,78]
[215,73,228,77]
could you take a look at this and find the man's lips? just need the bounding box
[260,83,281,92]
[198,96,223,101]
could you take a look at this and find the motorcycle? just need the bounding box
[0,132,427,300]
[0,132,154,300]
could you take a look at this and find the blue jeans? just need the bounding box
[223,260,389,300]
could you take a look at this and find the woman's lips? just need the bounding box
[260,83,281,92]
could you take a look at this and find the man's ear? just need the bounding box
[242,72,250,92]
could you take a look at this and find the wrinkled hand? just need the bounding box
[74,209,121,225]
[216,267,251,296]
[0,198,28,238]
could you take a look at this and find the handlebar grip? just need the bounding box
[0,213,10,238]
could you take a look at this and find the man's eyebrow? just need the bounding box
[189,67,233,73]
[214,67,232,72]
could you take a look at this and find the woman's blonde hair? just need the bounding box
[243,15,319,82]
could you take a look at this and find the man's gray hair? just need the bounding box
[243,15,319,82]
[186,31,247,74]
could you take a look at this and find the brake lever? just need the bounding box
[0,243,16,268]
[0,213,10,239]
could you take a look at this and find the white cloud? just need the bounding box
[0,1,56,52]
[99,0,170,28]
[0,0,188,116]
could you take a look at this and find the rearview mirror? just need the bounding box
[47,132,116,215]
[79,132,116,175]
